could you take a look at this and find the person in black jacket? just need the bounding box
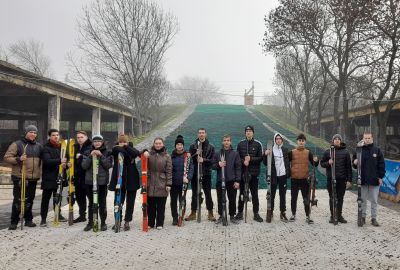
[73,131,92,223]
[212,135,241,224]
[109,134,140,231]
[40,129,69,227]
[185,128,216,222]
[81,134,113,232]
[235,125,264,222]
[263,133,290,222]
[170,135,194,225]
[352,132,386,227]
[320,134,352,224]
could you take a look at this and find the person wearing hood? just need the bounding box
[212,135,241,224]
[4,125,43,230]
[320,134,352,224]
[40,129,69,227]
[81,134,113,232]
[288,133,319,224]
[263,133,290,222]
[352,132,385,227]
[143,137,172,229]
[170,135,194,225]
[73,130,92,223]
[109,134,141,231]
[185,128,216,222]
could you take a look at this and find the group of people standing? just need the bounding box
[4,124,386,231]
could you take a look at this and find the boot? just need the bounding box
[234,212,243,220]
[100,223,107,231]
[73,216,87,223]
[208,210,216,221]
[83,223,92,231]
[8,223,17,230]
[371,218,380,227]
[338,216,347,223]
[329,216,334,224]
[254,213,263,222]
[185,211,196,221]
[280,212,288,222]
[25,221,36,227]
[124,222,130,231]
[172,217,178,226]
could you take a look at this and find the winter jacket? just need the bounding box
[4,137,43,180]
[263,135,290,184]
[109,142,141,192]
[81,144,113,186]
[352,143,385,186]
[189,139,215,177]
[73,139,92,186]
[171,150,194,186]
[41,141,62,190]
[147,147,172,197]
[289,147,319,180]
[212,147,242,183]
[236,138,263,177]
[320,143,352,183]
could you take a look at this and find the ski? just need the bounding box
[307,158,318,223]
[197,141,203,223]
[266,141,272,223]
[19,144,28,230]
[114,152,124,232]
[356,140,364,227]
[53,139,67,227]
[220,152,228,226]
[178,153,190,227]
[140,153,148,232]
[92,155,99,232]
[68,138,75,226]
[330,146,338,225]
[243,169,250,223]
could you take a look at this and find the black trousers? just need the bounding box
[327,179,346,217]
[148,196,167,227]
[291,178,310,216]
[114,189,137,222]
[271,175,288,213]
[170,185,183,219]
[40,188,59,220]
[75,180,87,217]
[11,178,37,224]
[86,185,108,224]
[190,174,214,211]
[238,175,260,214]
[216,181,237,217]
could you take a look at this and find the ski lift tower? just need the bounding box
[244,81,255,105]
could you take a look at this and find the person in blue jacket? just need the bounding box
[170,135,194,225]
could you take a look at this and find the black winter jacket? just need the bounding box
[189,139,215,177]
[41,141,62,190]
[320,143,352,183]
[81,144,113,186]
[352,143,385,186]
[212,147,242,183]
[73,139,92,186]
[236,138,263,177]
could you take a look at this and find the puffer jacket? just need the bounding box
[236,138,263,177]
[41,141,62,190]
[147,147,172,197]
[4,137,43,180]
[212,147,242,183]
[320,143,352,183]
[171,150,194,186]
[352,143,385,186]
[81,144,113,186]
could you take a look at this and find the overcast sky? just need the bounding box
[0,0,278,104]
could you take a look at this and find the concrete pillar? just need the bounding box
[48,96,60,130]
[92,108,101,136]
[369,114,378,140]
[118,115,125,135]
[37,117,46,144]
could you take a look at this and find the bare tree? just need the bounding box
[68,0,178,135]
[8,39,52,77]
[0,45,9,61]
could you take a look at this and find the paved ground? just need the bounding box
[1,189,399,270]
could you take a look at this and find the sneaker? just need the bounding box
[156,226,163,230]
[123,222,130,231]
[253,213,263,222]
[230,216,239,225]
[59,215,67,222]
[8,224,17,230]
[280,212,288,222]
[306,216,314,224]
[371,218,380,227]
[289,215,296,222]
[329,216,334,224]
[215,217,223,224]
[234,212,243,220]
[172,218,178,226]
[25,221,36,227]
[208,210,216,222]
[83,223,93,231]
[73,216,87,223]
[101,223,107,231]
[184,211,196,221]
[338,216,347,224]
[40,220,47,227]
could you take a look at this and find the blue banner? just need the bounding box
[380,159,400,196]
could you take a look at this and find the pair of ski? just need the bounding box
[53,138,75,227]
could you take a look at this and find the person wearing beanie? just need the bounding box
[109,134,141,231]
[4,124,43,230]
[40,129,70,227]
[143,138,172,229]
[263,133,290,222]
[320,134,352,224]
[288,133,319,224]
[170,135,194,225]
[81,134,112,232]
[235,125,264,222]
